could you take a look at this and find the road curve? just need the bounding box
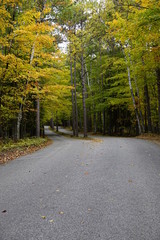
[0,127,160,240]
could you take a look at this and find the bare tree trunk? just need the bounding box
[50,117,54,129]
[142,57,152,132]
[36,97,40,137]
[81,51,87,137]
[99,40,106,135]
[56,112,58,132]
[93,110,97,134]
[127,66,142,134]
[122,47,141,134]
[102,110,106,135]
[144,83,152,132]
[156,68,160,132]
[74,54,79,137]
[128,44,145,133]
[70,53,75,136]
[80,17,87,138]
[16,105,22,140]
[132,74,145,133]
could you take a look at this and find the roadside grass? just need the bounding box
[0,137,52,164]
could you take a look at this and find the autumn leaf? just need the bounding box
[49,219,54,223]
[59,211,64,215]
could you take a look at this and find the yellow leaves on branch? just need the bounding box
[139,0,154,8]
[0,1,71,124]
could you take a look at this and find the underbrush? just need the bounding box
[0,137,47,153]
[0,137,52,164]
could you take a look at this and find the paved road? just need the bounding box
[0,127,160,240]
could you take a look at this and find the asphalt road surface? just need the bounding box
[0,127,160,240]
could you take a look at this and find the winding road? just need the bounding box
[0,127,160,240]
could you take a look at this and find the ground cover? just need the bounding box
[0,138,52,164]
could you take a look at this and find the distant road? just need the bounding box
[0,126,160,240]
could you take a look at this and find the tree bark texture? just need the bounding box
[127,66,142,135]
[74,54,79,137]
[144,83,152,132]
[122,47,141,135]
[81,51,87,137]
[156,68,160,132]
[36,98,40,137]
[70,54,75,136]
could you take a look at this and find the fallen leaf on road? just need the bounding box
[59,211,64,215]
[49,219,54,223]
[92,139,103,143]
[41,216,46,219]
[85,172,89,175]
[128,180,132,183]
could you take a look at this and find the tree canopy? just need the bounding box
[0,0,159,139]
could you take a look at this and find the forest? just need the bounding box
[0,0,160,140]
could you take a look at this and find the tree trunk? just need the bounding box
[81,51,87,137]
[127,66,141,135]
[93,111,97,133]
[141,57,152,132]
[133,77,145,133]
[36,98,40,137]
[97,112,102,133]
[99,40,106,135]
[122,47,141,135]
[70,53,75,136]
[144,83,152,132]
[102,110,106,135]
[50,118,54,129]
[156,68,160,132]
[56,112,58,132]
[128,47,145,133]
[16,104,23,140]
[74,54,78,137]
